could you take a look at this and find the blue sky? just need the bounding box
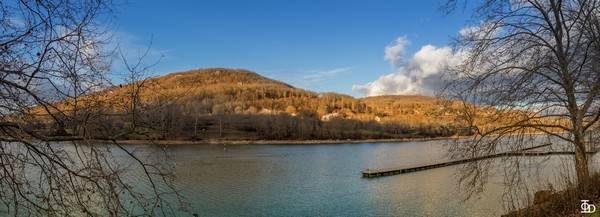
[116,1,474,97]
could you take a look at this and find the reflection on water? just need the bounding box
[114,140,598,216]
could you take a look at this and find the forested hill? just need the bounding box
[36,68,492,141]
[111,68,464,122]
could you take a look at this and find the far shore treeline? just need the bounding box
[22,68,519,141]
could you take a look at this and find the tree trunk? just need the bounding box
[194,115,198,138]
[219,115,223,138]
[574,139,590,193]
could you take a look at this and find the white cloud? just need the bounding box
[301,67,351,81]
[280,67,352,90]
[459,22,501,41]
[459,25,479,38]
[384,36,410,67]
[353,37,462,97]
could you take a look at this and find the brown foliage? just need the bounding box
[24,68,517,141]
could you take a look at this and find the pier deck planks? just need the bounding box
[362,143,596,178]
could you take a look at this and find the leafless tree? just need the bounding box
[0,0,183,215]
[115,39,164,136]
[441,0,600,200]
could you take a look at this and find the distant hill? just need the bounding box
[31,68,495,141]
[112,68,460,115]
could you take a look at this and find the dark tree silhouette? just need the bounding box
[442,0,600,199]
[0,0,182,215]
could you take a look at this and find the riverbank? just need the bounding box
[503,172,600,216]
[109,137,450,145]
[105,130,560,146]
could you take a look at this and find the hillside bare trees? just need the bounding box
[0,0,181,215]
[442,0,600,196]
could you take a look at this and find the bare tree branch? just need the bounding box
[0,0,183,215]
[442,0,600,210]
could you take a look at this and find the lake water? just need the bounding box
[5,140,594,216]
[124,140,598,216]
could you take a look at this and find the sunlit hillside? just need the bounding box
[110,68,463,120]
[30,68,509,141]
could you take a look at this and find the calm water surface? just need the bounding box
[123,140,599,216]
[4,139,598,216]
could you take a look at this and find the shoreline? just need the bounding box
[109,137,452,145]
[93,132,560,146]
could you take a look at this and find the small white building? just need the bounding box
[260,108,273,114]
[321,113,341,121]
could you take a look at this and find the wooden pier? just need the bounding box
[362,143,597,178]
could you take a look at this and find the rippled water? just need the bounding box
[5,140,596,216]
[169,141,460,216]
[131,140,597,216]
